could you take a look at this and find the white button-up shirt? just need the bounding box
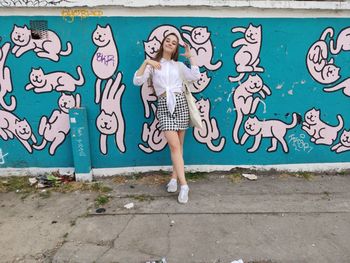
[133,58,201,114]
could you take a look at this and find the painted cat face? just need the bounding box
[196,98,210,117]
[321,65,340,83]
[14,118,32,140]
[144,37,161,58]
[304,108,320,125]
[96,110,118,134]
[11,25,31,46]
[191,27,210,45]
[244,24,261,44]
[58,93,77,113]
[340,130,350,147]
[244,116,262,136]
[29,68,46,88]
[244,75,264,93]
[92,25,113,47]
[192,72,211,93]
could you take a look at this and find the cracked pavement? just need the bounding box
[1,173,350,262]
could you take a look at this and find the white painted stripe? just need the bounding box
[1,162,348,177]
[0,0,349,10]
[1,6,350,17]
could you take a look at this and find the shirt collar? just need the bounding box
[160,58,173,63]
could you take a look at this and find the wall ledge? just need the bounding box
[0,0,349,11]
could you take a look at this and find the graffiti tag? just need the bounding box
[61,9,103,23]
[288,134,313,153]
[0,148,8,165]
[95,53,115,66]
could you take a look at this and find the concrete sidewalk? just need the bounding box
[0,173,350,263]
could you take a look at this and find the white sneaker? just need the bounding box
[178,185,189,204]
[166,179,177,193]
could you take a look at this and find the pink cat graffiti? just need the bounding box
[11,25,72,61]
[228,24,264,82]
[0,42,16,111]
[96,72,125,155]
[302,108,343,145]
[138,104,167,153]
[241,113,298,153]
[0,110,36,153]
[145,25,184,59]
[188,71,212,94]
[323,77,350,97]
[193,98,225,152]
[181,25,222,71]
[25,66,84,93]
[232,74,271,144]
[141,81,157,119]
[330,27,350,55]
[306,28,340,85]
[331,129,350,153]
[33,93,81,155]
[91,24,119,104]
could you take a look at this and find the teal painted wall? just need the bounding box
[0,16,349,169]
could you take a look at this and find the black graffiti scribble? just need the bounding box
[0,0,74,6]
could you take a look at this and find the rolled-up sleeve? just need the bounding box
[180,62,201,83]
[133,65,152,86]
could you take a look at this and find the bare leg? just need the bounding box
[164,130,187,186]
[171,130,186,180]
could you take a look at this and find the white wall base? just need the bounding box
[75,171,93,182]
[1,162,348,177]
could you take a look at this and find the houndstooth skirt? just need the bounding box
[156,92,190,131]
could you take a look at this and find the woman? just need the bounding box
[133,33,200,204]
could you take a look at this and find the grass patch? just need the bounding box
[228,173,242,183]
[0,177,33,193]
[185,171,208,181]
[295,172,314,181]
[95,194,110,207]
[127,194,155,202]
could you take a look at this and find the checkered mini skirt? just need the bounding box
[156,92,190,131]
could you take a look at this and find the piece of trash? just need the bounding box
[96,208,106,213]
[51,220,57,224]
[15,189,20,193]
[130,185,135,189]
[145,258,167,263]
[242,173,257,180]
[29,178,37,186]
[170,220,175,226]
[124,202,134,209]
[231,259,244,263]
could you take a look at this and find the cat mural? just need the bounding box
[232,74,271,144]
[188,71,212,94]
[306,28,340,85]
[91,24,119,104]
[331,129,350,153]
[0,42,16,111]
[241,113,298,153]
[193,98,225,152]
[96,72,126,155]
[228,24,264,83]
[0,110,36,153]
[11,24,72,61]
[25,66,84,93]
[141,80,157,119]
[329,26,350,55]
[302,108,343,145]
[145,25,184,59]
[138,104,167,153]
[323,77,350,97]
[33,93,80,155]
[181,25,222,71]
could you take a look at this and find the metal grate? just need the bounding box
[30,20,48,40]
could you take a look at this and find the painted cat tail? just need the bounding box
[60,41,73,56]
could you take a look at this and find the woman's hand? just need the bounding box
[146,59,161,70]
[180,43,193,58]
